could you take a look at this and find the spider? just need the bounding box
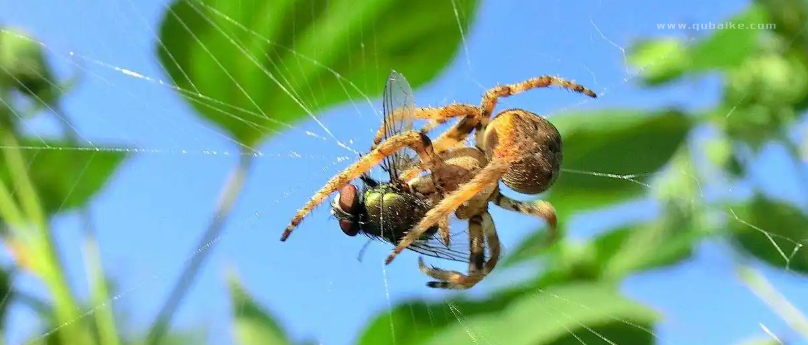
[280,71,597,289]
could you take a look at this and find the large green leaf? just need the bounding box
[356,282,657,345]
[228,271,292,345]
[0,138,127,216]
[421,283,658,345]
[355,285,532,345]
[730,194,808,274]
[157,0,480,146]
[548,109,692,216]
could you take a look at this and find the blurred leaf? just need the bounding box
[505,204,699,277]
[756,0,808,51]
[627,38,689,86]
[421,283,658,345]
[0,138,127,216]
[83,237,120,345]
[548,109,692,216]
[715,105,795,151]
[357,281,657,345]
[703,133,745,177]
[125,329,209,345]
[228,271,291,345]
[356,284,533,345]
[718,51,807,150]
[628,6,768,87]
[0,27,59,106]
[599,202,700,279]
[731,194,808,274]
[157,0,480,146]
[0,266,12,332]
[501,230,554,268]
[687,6,768,71]
[724,53,808,107]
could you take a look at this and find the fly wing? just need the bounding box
[364,224,475,263]
[407,228,472,263]
[380,70,418,182]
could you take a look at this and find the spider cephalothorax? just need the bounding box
[281,70,597,289]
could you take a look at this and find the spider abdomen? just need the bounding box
[483,109,562,195]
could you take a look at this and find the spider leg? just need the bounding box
[418,214,484,289]
[492,190,559,245]
[438,216,451,247]
[432,115,482,153]
[400,146,487,184]
[371,104,482,150]
[480,76,597,118]
[281,131,441,241]
[385,159,508,265]
[472,76,598,150]
[420,211,500,289]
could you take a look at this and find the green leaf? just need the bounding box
[0,267,12,332]
[756,0,808,51]
[598,204,700,279]
[157,0,480,146]
[356,285,532,345]
[125,329,209,345]
[504,203,700,276]
[0,138,127,216]
[627,6,768,87]
[627,38,690,86]
[730,194,808,274]
[548,109,692,216]
[501,231,551,268]
[0,27,60,106]
[687,6,768,71]
[421,283,658,345]
[228,271,291,345]
[357,282,657,345]
[83,237,120,345]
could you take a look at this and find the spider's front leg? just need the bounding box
[385,159,509,265]
[472,76,598,151]
[280,131,441,241]
[371,105,483,152]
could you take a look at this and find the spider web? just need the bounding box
[0,1,805,345]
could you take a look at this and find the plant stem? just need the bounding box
[0,128,92,345]
[736,264,808,341]
[82,235,120,345]
[56,103,122,345]
[145,154,254,345]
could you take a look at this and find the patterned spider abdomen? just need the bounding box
[483,109,562,195]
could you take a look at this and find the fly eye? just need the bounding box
[337,185,359,213]
[340,219,359,236]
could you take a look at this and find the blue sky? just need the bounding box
[2,0,808,345]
